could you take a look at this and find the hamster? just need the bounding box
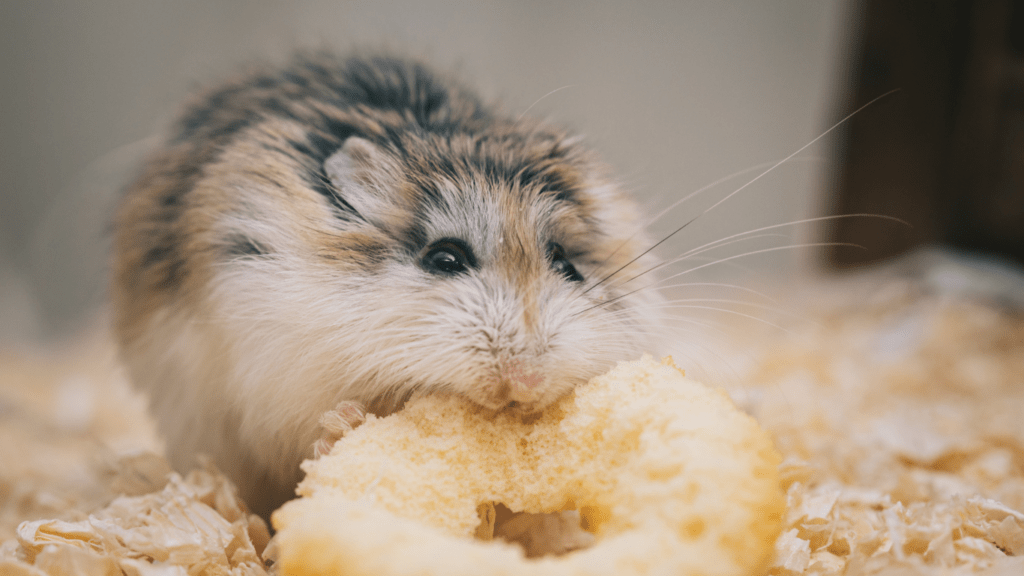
[111,53,665,519]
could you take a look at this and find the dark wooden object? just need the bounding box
[826,0,1024,269]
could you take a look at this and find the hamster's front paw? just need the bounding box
[313,401,366,458]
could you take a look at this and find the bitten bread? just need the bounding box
[272,356,785,576]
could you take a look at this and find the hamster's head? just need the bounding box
[213,124,661,416]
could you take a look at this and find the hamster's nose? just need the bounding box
[497,358,544,405]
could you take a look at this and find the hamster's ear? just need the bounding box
[323,137,404,219]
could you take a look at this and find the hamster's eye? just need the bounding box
[422,238,476,276]
[548,242,584,283]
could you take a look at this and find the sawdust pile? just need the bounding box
[1,267,1022,575]
[729,275,1024,575]
[0,338,270,576]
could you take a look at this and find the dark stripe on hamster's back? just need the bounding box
[226,235,269,258]
[171,54,496,225]
[336,57,463,127]
[452,136,588,207]
[135,161,202,291]
[173,54,490,147]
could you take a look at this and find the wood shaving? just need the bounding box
[723,268,1024,575]
[3,463,270,576]
[0,334,269,575]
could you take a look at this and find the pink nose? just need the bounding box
[498,359,544,404]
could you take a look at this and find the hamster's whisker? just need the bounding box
[603,232,789,293]
[656,241,865,288]
[590,282,782,323]
[635,304,793,333]
[606,297,791,315]
[683,89,903,230]
[578,241,862,317]
[598,303,791,334]
[596,314,731,338]
[515,85,576,124]
[586,89,900,294]
[583,212,701,295]
[589,160,788,277]
[592,156,822,278]
[643,281,779,303]
[604,212,905,294]
[647,160,817,227]
[587,327,737,368]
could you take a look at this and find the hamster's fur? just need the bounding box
[112,53,664,518]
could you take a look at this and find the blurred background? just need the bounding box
[2,0,1021,346]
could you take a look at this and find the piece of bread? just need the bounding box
[272,356,784,575]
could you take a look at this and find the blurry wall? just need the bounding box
[0,0,854,344]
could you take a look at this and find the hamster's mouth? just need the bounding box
[471,358,549,414]
[362,356,587,418]
[465,358,594,417]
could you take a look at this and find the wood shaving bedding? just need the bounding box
[0,336,161,542]
[7,464,269,576]
[727,273,1024,575]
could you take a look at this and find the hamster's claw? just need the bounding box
[313,401,366,458]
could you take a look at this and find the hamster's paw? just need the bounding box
[313,401,367,458]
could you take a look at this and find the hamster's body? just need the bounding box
[112,54,664,518]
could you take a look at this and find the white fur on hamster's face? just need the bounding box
[205,128,662,423]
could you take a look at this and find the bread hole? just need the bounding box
[474,502,598,558]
